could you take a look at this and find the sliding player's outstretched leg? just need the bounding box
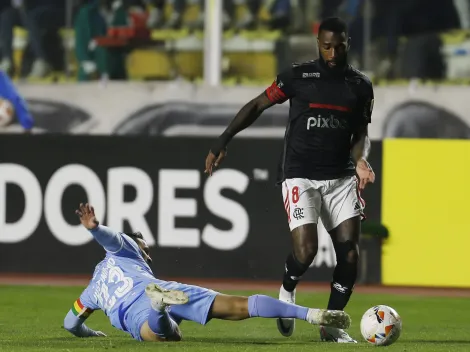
[139,282,350,343]
[140,283,189,342]
[145,283,189,306]
[209,293,351,330]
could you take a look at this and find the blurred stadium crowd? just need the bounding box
[1,0,469,82]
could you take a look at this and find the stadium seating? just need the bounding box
[9,2,470,84]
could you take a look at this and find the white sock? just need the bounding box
[306,308,324,324]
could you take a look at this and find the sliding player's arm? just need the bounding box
[205,68,296,175]
[75,203,138,252]
[75,203,149,262]
[63,296,105,338]
[75,202,124,252]
[351,78,375,190]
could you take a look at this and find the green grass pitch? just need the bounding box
[1,285,469,351]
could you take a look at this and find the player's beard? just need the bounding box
[318,49,348,72]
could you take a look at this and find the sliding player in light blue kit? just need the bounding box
[63,203,351,342]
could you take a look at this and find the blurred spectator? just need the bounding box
[224,0,290,31]
[262,0,291,30]
[144,0,229,30]
[145,0,290,31]
[141,0,165,28]
[223,0,263,31]
[345,0,460,77]
[74,0,129,81]
[320,0,344,19]
[0,0,65,78]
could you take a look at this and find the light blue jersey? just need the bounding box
[79,229,155,332]
[64,225,218,341]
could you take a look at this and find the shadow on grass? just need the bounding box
[184,336,314,345]
[42,336,315,346]
[412,340,470,345]
[18,337,131,348]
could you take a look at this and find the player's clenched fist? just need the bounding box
[75,203,99,230]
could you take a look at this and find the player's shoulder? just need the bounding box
[346,65,373,89]
[291,59,319,69]
[119,233,142,256]
[280,60,321,79]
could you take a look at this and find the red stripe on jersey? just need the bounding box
[309,103,352,112]
[266,81,287,103]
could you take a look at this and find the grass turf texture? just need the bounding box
[1,285,469,351]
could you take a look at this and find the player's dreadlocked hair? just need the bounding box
[125,231,152,263]
[124,231,144,243]
[319,17,348,35]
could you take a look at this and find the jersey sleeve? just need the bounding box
[115,234,142,258]
[89,225,141,258]
[63,288,100,337]
[64,288,97,329]
[77,285,100,313]
[265,68,296,104]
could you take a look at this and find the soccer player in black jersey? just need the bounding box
[205,17,375,343]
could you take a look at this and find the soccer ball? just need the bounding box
[360,305,402,346]
[0,98,14,127]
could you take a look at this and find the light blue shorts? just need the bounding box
[123,280,219,341]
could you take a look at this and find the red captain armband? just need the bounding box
[265,80,287,103]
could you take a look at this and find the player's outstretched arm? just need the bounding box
[63,301,105,338]
[75,203,123,252]
[204,92,275,175]
[217,92,275,144]
[205,68,296,175]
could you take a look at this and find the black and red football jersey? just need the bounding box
[265,60,374,182]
